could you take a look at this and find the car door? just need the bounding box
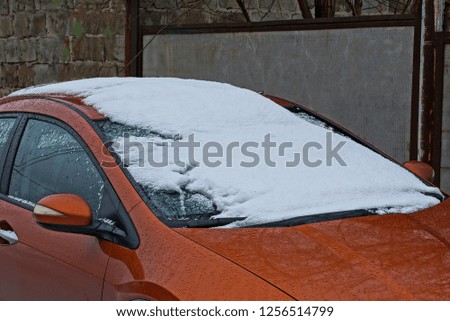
[0,114,114,300]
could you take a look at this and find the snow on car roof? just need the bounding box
[11,77,443,226]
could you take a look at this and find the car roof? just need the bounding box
[0,94,107,121]
[1,92,291,123]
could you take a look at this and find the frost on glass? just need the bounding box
[295,112,348,138]
[7,195,35,207]
[9,120,105,215]
[99,121,217,220]
[0,118,15,155]
[295,112,328,128]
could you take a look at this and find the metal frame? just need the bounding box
[126,0,140,77]
[431,32,450,186]
[140,14,418,35]
[410,13,423,160]
[0,115,22,193]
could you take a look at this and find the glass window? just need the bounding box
[0,118,16,157]
[98,120,218,221]
[9,119,105,214]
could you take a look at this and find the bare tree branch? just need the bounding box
[344,0,356,15]
[402,0,416,14]
[200,0,248,22]
[236,0,252,22]
[260,0,275,21]
[297,0,313,18]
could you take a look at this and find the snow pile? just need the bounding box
[0,229,17,242]
[11,78,443,226]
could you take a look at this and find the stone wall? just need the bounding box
[0,0,126,97]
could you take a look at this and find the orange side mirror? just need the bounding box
[403,160,435,183]
[33,194,92,227]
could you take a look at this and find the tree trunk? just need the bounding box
[354,0,362,15]
[315,0,335,17]
[297,0,313,19]
[344,0,362,16]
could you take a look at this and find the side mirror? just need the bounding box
[403,160,435,183]
[33,194,92,227]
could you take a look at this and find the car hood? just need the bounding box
[175,198,450,300]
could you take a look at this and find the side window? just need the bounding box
[0,118,16,157]
[8,119,105,215]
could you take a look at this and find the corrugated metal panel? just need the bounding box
[143,27,414,163]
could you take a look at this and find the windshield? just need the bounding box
[97,105,443,228]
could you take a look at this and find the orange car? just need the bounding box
[0,78,449,300]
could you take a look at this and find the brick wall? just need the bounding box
[0,0,126,97]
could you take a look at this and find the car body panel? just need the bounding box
[103,202,292,301]
[176,199,450,300]
[0,97,132,300]
[0,95,106,120]
[0,197,112,300]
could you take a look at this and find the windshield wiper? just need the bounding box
[167,217,246,228]
[422,190,446,201]
[247,209,376,228]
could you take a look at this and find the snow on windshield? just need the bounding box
[11,77,443,227]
